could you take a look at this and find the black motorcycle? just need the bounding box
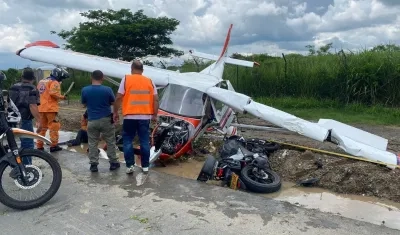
[0,72,62,210]
[197,135,282,193]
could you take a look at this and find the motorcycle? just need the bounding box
[197,135,282,193]
[0,73,62,210]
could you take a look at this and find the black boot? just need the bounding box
[90,164,98,172]
[50,145,63,152]
[109,162,120,171]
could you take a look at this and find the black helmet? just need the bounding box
[50,67,69,81]
[0,71,6,81]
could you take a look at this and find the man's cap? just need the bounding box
[22,67,35,80]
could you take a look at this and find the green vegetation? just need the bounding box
[2,9,400,126]
[254,97,400,126]
[50,9,183,64]
[178,43,400,107]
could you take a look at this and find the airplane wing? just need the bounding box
[17,44,223,92]
[17,44,177,87]
[206,87,400,168]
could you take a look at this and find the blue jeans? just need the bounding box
[122,119,150,168]
[20,119,34,165]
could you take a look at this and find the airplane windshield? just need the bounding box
[159,84,205,118]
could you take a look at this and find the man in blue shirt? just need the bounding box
[81,70,120,172]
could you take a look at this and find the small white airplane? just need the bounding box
[15,24,399,169]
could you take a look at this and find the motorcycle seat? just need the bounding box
[239,146,255,158]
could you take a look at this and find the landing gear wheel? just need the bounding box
[240,165,281,193]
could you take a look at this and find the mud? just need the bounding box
[269,149,400,202]
[58,100,400,204]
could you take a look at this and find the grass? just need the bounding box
[68,93,400,126]
[255,97,400,126]
[178,45,400,107]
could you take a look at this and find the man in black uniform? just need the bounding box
[8,67,42,165]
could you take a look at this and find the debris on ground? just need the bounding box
[59,100,400,203]
[296,178,319,187]
[269,149,400,202]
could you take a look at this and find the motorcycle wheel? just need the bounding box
[197,155,218,182]
[247,139,280,153]
[240,165,281,193]
[0,149,62,210]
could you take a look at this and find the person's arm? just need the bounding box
[152,81,159,118]
[113,77,125,113]
[109,87,116,106]
[81,89,87,108]
[113,77,125,122]
[28,88,42,131]
[49,81,65,100]
[153,95,159,116]
[29,104,40,122]
[113,93,123,114]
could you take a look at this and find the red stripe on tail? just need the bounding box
[216,24,233,64]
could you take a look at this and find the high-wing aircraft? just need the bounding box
[15,24,400,169]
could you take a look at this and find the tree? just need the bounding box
[51,9,184,63]
[305,43,333,56]
[317,42,333,55]
[305,44,316,55]
[370,43,400,52]
[1,68,21,88]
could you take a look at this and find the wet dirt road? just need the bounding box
[58,134,400,231]
[1,150,398,235]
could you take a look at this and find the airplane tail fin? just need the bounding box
[189,24,259,77]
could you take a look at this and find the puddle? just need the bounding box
[156,159,400,230]
[264,182,400,230]
[48,130,400,230]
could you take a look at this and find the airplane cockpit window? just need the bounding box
[159,84,205,118]
[212,81,229,120]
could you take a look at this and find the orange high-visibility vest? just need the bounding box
[122,74,154,116]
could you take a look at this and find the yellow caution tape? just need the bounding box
[269,140,400,169]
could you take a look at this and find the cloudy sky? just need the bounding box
[0,0,399,69]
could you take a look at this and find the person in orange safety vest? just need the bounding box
[36,67,69,152]
[113,60,159,175]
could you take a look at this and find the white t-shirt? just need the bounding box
[117,76,158,120]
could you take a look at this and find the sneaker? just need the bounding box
[109,162,120,171]
[50,146,63,152]
[90,164,98,172]
[142,167,149,174]
[126,165,136,174]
